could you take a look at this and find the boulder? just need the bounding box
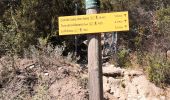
[103,76,110,92]
[125,70,143,77]
[103,65,124,77]
[167,50,170,61]
[0,63,2,74]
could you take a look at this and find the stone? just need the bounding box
[131,76,150,97]
[83,40,88,45]
[104,92,117,100]
[0,63,3,74]
[129,70,143,76]
[108,77,121,86]
[146,97,159,100]
[160,96,166,100]
[110,86,121,98]
[103,76,110,92]
[29,64,35,69]
[126,83,138,99]
[44,72,49,76]
[103,66,123,77]
[102,65,170,100]
[167,50,170,61]
[108,77,126,98]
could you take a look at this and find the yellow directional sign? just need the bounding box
[58,11,129,35]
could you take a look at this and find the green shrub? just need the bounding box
[117,48,132,68]
[147,55,170,87]
[146,7,170,87]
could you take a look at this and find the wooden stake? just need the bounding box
[87,9,103,100]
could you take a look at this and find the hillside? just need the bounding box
[0,0,170,100]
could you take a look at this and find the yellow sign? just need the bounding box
[59,11,129,35]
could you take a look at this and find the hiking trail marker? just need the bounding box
[59,11,129,35]
[58,1,129,100]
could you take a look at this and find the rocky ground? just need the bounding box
[0,56,170,100]
[102,63,170,100]
[0,56,88,100]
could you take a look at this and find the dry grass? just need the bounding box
[0,45,87,100]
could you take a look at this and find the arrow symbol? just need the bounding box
[96,16,98,19]
[124,14,127,17]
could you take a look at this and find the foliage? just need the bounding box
[146,7,170,87]
[117,48,131,67]
[147,54,170,87]
[0,0,170,96]
[0,0,83,57]
[156,6,170,50]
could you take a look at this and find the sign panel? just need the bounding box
[59,11,129,35]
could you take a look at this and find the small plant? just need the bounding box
[32,85,51,100]
[117,48,132,68]
[78,75,88,89]
[147,54,170,87]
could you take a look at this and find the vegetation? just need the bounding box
[0,0,170,97]
[117,48,131,68]
[147,54,170,87]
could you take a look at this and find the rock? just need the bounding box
[83,40,88,45]
[160,96,166,100]
[126,83,138,100]
[29,64,35,69]
[167,50,170,56]
[124,70,143,77]
[131,74,165,99]
[108,77,126,99]
[108,77,122,86]
[146,97,160,100]
[167,50,170,61]
[131,75,150,98]
[103,66,123,77]
[102,62,110,66]
[110,86,121,98]
[44,72,49,76]
[104,92,117,100]
[102,65,170,100]
[0,63,2,73]
[149,83,164,97]
[103,76,110,92]
[128,70,143,76]
[58,67,62,70]
[17,58,36,70]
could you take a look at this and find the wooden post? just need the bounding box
[86,0,103,100]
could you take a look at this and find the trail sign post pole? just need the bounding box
[86,0,103,100]
[58,2,129,99]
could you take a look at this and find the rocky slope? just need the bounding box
[0,56,170,100]
[103,63,170,100]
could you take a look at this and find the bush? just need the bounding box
[147,54,170,87]
[147,7,170,87]
[0,0,83,57]
[117,48,132,67]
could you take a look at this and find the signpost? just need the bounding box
[86,0,103,100]
[58,12,129,35]
[58,0,129,100]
